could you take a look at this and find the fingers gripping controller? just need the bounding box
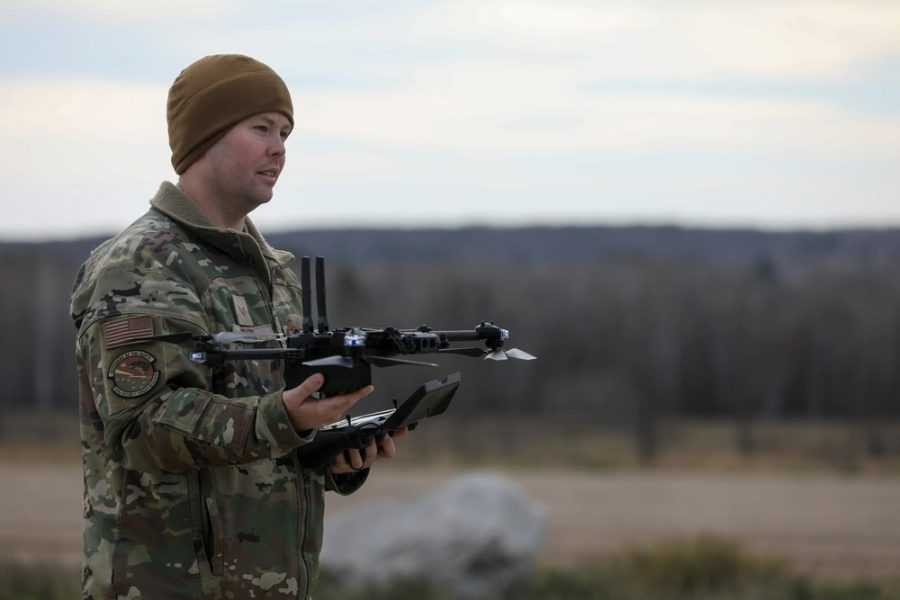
[295,372,460,469]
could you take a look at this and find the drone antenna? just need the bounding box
[316,255,329,332]
[301,256,314,334]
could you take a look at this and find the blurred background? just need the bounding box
[2,1,900,598]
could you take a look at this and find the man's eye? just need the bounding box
[255,125,269,133]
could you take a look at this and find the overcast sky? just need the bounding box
[2,0,899,240]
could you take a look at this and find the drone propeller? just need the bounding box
[302,356,354,368]
[302,355,438,369]
[137,331,282,345]
[137,332,199,344]
[437,345,537,360]
[211,331,284,344]
[485,347,537,361]
[438,347,488,357]
[370,356,439,368]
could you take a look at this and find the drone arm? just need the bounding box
[401,323,508,350]
[431,330,485,342]
[191,347,307,364]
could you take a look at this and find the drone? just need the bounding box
[154,255,535,396]
[141,255,535,468]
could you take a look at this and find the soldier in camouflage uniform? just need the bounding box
[70,54,404,600]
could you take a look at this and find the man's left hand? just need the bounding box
[329,426,409,474]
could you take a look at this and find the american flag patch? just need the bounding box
[102,316,154,349]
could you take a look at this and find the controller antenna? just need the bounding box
[316,255,329,333]
[300,256,314,334]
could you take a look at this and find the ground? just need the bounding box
[3,459,899,582]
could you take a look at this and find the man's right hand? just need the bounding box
[282,373,374,433]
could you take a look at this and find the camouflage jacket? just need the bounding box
[71,182,365,600]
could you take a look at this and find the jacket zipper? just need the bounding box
[296,453,311,599]
[259,275,312,598]
[256,258,313,598]
[198,468,224,576]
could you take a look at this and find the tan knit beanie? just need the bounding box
[167,54,294,174]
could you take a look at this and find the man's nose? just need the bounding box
[269,135,286,156]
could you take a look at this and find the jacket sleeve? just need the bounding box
[76,266,314,475]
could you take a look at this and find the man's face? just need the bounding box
[202,111,292,213]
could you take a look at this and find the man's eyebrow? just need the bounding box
[255,115,292,134]
[265,115,291,127]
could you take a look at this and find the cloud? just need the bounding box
[2,0,246,22]
[0,78,172,238]
[2,0,899,238]
[415,0,900,79]
[8,1,900,82]
[1,78,165,138]
[686,3,900,77]
[292,63,900,159]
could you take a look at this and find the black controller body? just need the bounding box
[296,372,460,469]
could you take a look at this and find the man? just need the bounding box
[70,54,403,599]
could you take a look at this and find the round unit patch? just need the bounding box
[107,350,160,398]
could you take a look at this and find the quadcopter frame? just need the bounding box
[187,256,534,396]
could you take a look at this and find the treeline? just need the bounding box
[3,226,900,432]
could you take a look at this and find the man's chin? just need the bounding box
[240,195,273,216]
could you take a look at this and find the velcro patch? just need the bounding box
[232,295,254,327]
[103,316,154,349]
[107,350,160,398]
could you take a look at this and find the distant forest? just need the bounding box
[4,225,900,437]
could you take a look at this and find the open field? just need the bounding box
[329,465,900,582]
[2,416,899,586]
[2,458,899,584]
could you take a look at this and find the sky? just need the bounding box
[1,0,899,240]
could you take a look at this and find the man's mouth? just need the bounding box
[258,169,278,178]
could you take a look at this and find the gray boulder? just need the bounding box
[321,471,547,599]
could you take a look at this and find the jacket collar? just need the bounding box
[149,181,294,268]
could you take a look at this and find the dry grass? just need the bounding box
[4,412,900,475]
[398,416,900,475]
[0,412,80,465]
[3,416,900,587]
